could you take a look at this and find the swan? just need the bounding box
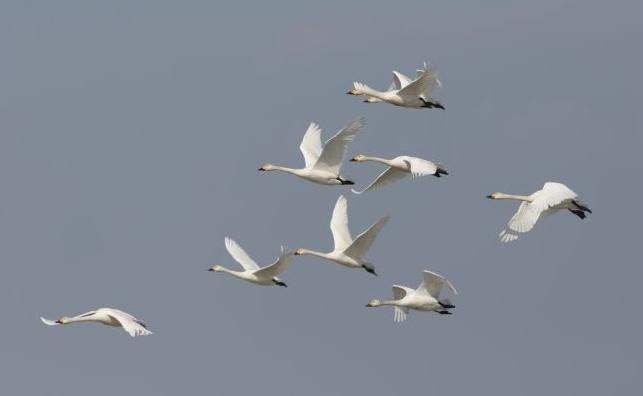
[40,307,152,337]
[487,182,592,242]
[294,195,389,276]
[259,117,365,185]
[347,63,444,109]
[349,154,447,194]
[366,270,457,322]
[209,237,292,287]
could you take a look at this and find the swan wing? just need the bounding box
[401,156,438,177]
[391,70,413,90]
[253,246,292,278]
[343,215,390,259]
[312,117,364,174]
[299,122,323,168]
[105,309,152,338]
[417,270,457,298]
[398,63,439,98]
[392,285,413,300]
[351,167,407,194]
[330,195,352,251]
[40,317,60,326]
[225,237,260,271]
[500,182,579,243]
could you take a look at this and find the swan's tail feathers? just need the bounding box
[393,307,408,323]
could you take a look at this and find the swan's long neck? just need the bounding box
[359,156,393,166]
[68,315,98,324]
[270,165,304,175]
[494,193,533,202]
[297,248,332,260]
[356,84,386,100]
[217,266,245,278]
[378,300,402,307]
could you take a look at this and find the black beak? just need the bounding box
[486,194,493,199]
[349,158,356,162]
[55,320,62,324]
[346,90,354,95]
[208,268,213,271]
[258,168,265,171]
[362,99,369,103]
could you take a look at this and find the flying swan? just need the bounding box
[366,270,457,322]
[259,117,365,185]
[349,154,447,194]
[294,195,389,276]
[487,182,592,242]
[209,237,292,287]
[347,63,444,109]
[40,307,152,337]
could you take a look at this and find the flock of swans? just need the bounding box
[41,61,591,336]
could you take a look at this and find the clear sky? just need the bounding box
[1,1,642,395]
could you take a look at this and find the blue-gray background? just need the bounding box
[1,1,641,395]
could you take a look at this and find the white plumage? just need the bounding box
[487,182,592,242]
[349,154,447,194]
[367,270,458,322]
[294,195,389,276]
[259,117,365,185]
[41,307,152,338]
[209,237,292,287]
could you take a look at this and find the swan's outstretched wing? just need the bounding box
[343,215,390,259]
[225,237,260,271]
[392,285,413,300]
[253,246,292,278]
[299,122,323,168]
[40,317,60,326]
[391,286,412,323]
[351,167,407,194]
[398,63,439,98]
[105,309,152,338]
[401,156,439,177]
[499,183,577,243]
[417,270,457,298]
[330,195,352,251]
[389,70,413,90]
[313,117,364,174]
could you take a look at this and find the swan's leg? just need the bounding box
[572,200,592,213]
[568,209,586,219]
[437,311,452,315]
[362,265,377,276]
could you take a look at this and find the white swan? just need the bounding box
[487,182,592,242]
[366,270,457,322]
[259,117,365,185]
[294,195,389,275]
[40,307,152,337]
[209,237,292,287]
[349,154,447,194]
[348,63,444,109]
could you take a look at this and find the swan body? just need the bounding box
[209,237,292,287]
[40,307,152,337]
[349,154,447,194]
[487,182,592,242]
[259,117,365,185]
[294,195,389,276]
[366,270,457,322]
[348,63,443,109]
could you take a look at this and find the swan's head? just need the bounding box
[366,299,382,307]
[56,316,71,324]
[350,154,366,162]
[294,248,305,256]
[258,163,275,171]
[346,89,360,95]
[208,265,223,272]
[486,192,503,199]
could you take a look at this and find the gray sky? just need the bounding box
[1,1,642,395]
